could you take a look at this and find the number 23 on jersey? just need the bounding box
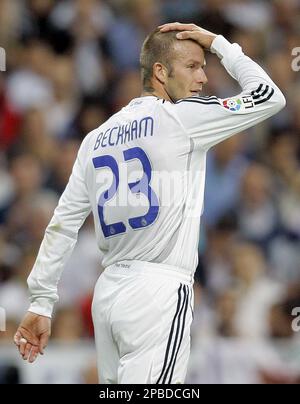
[93,147,160,238]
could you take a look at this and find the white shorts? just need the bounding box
[92,260,194,384]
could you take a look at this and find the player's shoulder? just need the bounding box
[82,126,103,144]
[174,95,222,107]
[79,123,108,158]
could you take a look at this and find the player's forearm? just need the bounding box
[28,212,90,318]
[27,216,79,317]
[27,154,91,318]
[211,35,286,108]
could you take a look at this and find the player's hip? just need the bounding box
[103,259,193,285]
[92,260,194,334]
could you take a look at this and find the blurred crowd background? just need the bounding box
[1,0,300,384]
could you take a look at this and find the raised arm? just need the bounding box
[161,23,286,150]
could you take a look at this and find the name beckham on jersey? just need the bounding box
[93,116,154,150]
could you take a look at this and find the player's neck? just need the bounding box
[141,83,174,103]
[141,91,173,103]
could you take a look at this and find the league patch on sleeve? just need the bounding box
[222,98,242,111]
[222,95,255,111]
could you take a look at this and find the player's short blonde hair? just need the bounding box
[140,28,178,90]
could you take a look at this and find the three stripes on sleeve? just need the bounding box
[175,83,275,108]
[251,83,275,105]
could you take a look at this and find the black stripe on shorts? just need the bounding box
[156,284,189,384]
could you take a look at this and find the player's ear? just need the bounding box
[153,62,168,84]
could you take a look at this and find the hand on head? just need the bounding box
[159,22,217,50]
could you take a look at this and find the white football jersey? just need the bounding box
[27,36,285,317]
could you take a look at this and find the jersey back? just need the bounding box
[85,96,206,275]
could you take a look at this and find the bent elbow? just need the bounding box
[275,90,286,111]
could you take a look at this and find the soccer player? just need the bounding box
[14,22,285,384]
